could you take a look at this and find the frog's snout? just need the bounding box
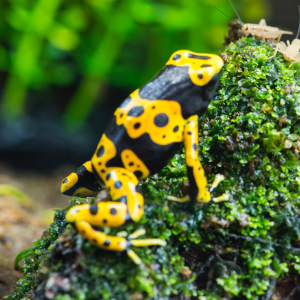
[61,173,78,195]
[61,178,68,194]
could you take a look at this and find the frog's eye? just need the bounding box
[245,26,249,30]
[173,54,181,61]
[198,73,203,79]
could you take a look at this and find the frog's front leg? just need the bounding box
[61,161,103,197]
[66,202,129,251]
[66,167,166,264]
[183,115,211,202]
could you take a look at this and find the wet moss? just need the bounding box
[6,37,300,300]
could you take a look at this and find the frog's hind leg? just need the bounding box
[66,214,165,264]
[61,161,103,197]
[66,167,166,264]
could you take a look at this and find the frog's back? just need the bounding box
[93,94,183,179]
[91,52,224,179]
[102,114,182,178]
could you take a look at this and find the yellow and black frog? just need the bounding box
[61,50,224,264]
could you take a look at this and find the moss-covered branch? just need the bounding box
[6,37,300,300]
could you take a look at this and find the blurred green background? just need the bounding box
[0,0,270,127]
[0,0,284,170]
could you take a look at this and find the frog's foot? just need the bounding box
[166,195,191,203]
[167,193,229,203]
[209,174,225,193]
[212,192,230,202]
[209,174,230,202]
[126,229,166,264]
[69,218,166,264]
[167,174,229,203]
[195,173,228,203]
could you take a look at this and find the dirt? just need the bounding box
[0,162,76,298]
[0,162,75,209]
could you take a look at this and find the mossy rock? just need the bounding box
[6,37,300,300]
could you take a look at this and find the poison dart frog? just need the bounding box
[61,50,224,264]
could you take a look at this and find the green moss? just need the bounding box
[6,37,300,300]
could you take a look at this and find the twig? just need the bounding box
[174,254,215,300]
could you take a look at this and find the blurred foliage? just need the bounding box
[0,184,32,205]
[0,0,269,129]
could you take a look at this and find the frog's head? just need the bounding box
[61,162,102,197]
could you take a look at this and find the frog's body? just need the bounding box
[61,50,224,264]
